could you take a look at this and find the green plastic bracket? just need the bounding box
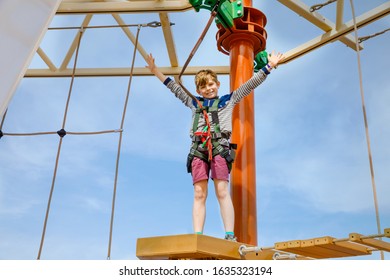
[189,0,218,12]
[189,0,244,29]
[254,50,268,72]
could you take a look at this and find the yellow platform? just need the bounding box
[136,228,390,260]
[136,234,275,260]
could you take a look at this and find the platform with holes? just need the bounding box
[137,228,390,260]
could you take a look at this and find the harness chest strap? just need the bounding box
[189,97,236,164]
[192,97,221,151]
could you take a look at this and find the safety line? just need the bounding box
[349,0,384,260]
[178,0,226,100]
[37,27,84,260]
[176,1,225,160]
[106,24,141,261]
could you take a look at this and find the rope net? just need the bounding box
[0,21,157,260]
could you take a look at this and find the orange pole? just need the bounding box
[230,0,257,246]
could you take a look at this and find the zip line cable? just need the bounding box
[349,0,384,260]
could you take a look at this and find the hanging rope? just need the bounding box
[1,18,159,259]
[37,27,85,260]
[310,0,337,12]
[349,0,384,260]
[0,109,7,139]
[106,24,141,260]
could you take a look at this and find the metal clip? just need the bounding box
[147,21,162,28]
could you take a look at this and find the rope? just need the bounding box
[359,27,390,43]
[0,20,160,259]
[0,109,7,129]
[349,0,384,260]
[177,5,220,99]
[310,0,337,12]
[37,27,85,260]
[177,1,222,160]
[2,129,122,137]
[106,25,141,260]
[48,21,163,31]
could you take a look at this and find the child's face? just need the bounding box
[196,76,220,99]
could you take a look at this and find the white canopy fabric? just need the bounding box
[0,0,62,117]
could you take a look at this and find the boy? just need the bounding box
[146,51,284,241]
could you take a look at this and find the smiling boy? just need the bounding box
[146,51,284,241]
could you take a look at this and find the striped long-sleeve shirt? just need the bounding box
[163,69,268,144]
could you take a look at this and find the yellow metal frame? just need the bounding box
[20,0,390,78]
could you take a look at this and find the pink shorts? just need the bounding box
[191,155,229,184]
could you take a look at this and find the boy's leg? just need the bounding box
[214,179,235,233]
[210,155,235,233]
[193,180,208,233]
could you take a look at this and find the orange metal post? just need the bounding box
[216,0,266,246]
[230,38,257,246]
[230,0,257,246]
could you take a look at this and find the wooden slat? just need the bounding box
[349,233,390,252]
[276,236,373,259]
[275,240,326,259]
[315,236,370,257]
[137,230,390,260]
[300,238,357,258]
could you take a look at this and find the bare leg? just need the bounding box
[192,180,208,233]
[214,179,234,232]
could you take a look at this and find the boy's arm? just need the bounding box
[231,50,285,104]
[145,53,167,83]
[145,53,194,108]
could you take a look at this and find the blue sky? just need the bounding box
[0,0,389,260]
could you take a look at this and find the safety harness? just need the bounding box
[186,97,236,173]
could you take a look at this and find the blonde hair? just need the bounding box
[194,69,219,90]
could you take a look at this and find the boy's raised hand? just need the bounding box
[268,50,285,68]
[145,53,167,83]
[145,53,156,72]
